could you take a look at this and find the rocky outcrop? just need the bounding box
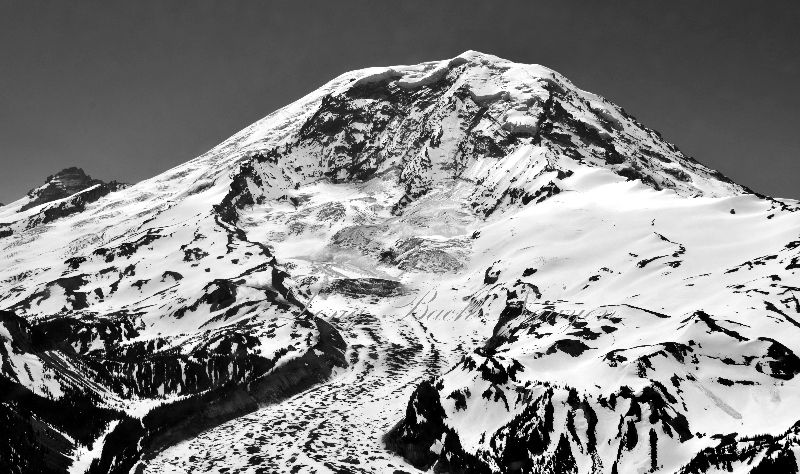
[20,167,126,212]
[0,311,128,474]
[84,317,346,474]
[24,181,128,228]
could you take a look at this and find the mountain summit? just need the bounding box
[17,167,127,212]
[1,52,798,474]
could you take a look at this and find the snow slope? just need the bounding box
[0,51,798,474]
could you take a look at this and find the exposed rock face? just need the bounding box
[20,167,126,212]
[0,168,128,240]
[0,52,798,474]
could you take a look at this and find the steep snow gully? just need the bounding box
[1,51,799,474]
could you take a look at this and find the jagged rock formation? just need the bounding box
[20,167,127,212]
[0,52,798,474]
[0,168,128,240]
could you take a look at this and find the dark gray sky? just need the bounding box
[1,1,798,203]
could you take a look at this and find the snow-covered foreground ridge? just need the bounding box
[0,51,798,474]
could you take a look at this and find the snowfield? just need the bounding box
[1,51,798,474]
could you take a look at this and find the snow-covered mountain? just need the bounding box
[0,167,128,238]
[1,51,798,474]
[18,167,127,212]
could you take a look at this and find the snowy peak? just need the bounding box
[20,167,126,212]
[217,51,746,230]
[0,167,128,239]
